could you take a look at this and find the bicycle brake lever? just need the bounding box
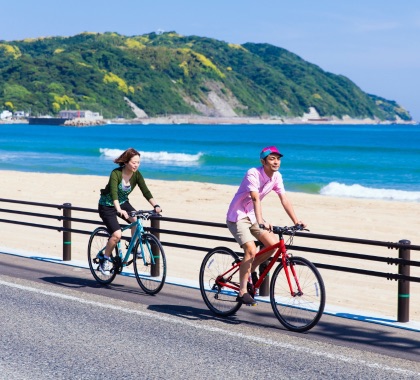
[294,224,308,231]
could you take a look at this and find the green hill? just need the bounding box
[0,31,412,121]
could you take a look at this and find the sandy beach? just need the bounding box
[1,170,419,321]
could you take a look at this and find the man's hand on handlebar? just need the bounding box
[294,220,307,228]
[294,223,309,232]
[259,221,272,232]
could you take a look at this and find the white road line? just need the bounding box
[1,278,418,377]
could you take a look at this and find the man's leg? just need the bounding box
[251,231,278,272]
[239,241,257,297]
[226,218,258,304]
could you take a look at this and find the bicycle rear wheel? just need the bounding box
[199,247,242,316]
[133,233,166,295]
[87,227,117,285]
[270,256,325,332]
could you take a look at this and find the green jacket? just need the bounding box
[99,167,153,206]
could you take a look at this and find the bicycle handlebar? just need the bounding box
[129,210,161,219]
[272,224,309,234]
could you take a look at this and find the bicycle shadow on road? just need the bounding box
[149,301,420,362]
[40,275,155,298]
[148,304,227,322]
[147,302,283,331]
[41,275,100,289]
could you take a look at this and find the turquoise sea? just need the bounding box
[1,123,419,202]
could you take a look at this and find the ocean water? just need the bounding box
[1,123,419,202]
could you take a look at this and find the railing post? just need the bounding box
[63,203,72,261]
[397,239,411,322]
[150,216,161,276]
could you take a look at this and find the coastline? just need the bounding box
[1,115,418,126]
[109,114,419,125]
[1,170,419,321]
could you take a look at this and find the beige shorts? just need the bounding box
[226,217,265,247]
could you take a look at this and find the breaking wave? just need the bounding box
[99,148,203,166]
[320,182,420,202]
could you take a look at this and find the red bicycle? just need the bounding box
[199,225,325,332]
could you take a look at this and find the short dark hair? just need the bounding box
[114,148,140,167]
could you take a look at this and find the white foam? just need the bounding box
[320,182,420,202]
[0,150,62,162]
[0,152,18,162]
[99,148,124,159]
[99,148,203,164]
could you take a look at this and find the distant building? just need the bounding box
[0,110,13,120]
[59,110,103,120]
[13,111,27,119]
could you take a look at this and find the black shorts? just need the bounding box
[98,202,136,234]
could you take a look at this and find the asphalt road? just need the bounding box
[1,254,419,379]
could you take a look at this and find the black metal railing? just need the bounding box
[1,197,419,323]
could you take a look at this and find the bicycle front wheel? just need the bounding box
[270,256,325,332]
[199,247,242,316]
[133,233,166,295]
[87,227,117,285]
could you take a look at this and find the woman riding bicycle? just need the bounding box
[226,146,306,306]
[98,148,162,275]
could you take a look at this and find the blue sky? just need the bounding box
[2,1,420,121]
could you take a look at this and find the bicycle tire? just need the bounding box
[199,247,242,316]
[87,227,118,285]
[270,256,325,332]
[133,233,166,295]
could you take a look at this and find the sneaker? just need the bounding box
[99,258,112,275]
[236,293,257,306]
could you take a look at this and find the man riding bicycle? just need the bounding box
[226,146,306,305]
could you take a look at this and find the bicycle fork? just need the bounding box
[283,255,304,297]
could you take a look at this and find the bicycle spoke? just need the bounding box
[199,247,242,316]
[133,233,166,295]
[87,227,117,285]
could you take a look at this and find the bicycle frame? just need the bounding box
[117,216,155,267]
[200,225,324,332]
[216,234,303,296]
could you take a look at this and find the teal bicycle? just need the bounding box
[88,210,166,295]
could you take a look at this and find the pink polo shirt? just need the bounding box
[226,166,285,223]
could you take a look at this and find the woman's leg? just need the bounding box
[104,228,122,257]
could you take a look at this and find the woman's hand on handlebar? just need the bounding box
[153,205,162,214]
[117,209,129,219]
